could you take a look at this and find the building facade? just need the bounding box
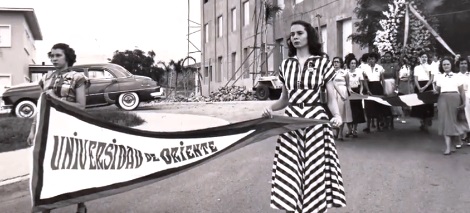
[0,7,42,94]
[200,0,368,96]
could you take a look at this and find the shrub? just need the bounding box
[0,110,145,153]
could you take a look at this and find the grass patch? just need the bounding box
[0,110,145,153]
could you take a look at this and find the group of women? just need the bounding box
[330,50,470,155]
[32,20,467,213]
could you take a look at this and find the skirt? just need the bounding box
[437,92,469,136]
[335,84,353,123]
[364,81,384,118]
[466,97,470,130]
[350,87,366,124]
[397,79,413,95]
[383,78,403,116]
[410,81,435,119]
[271,105,346,213]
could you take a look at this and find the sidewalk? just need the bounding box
[0,112,230,186]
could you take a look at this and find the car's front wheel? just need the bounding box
[117,92,140,111]
[15,100,37,118]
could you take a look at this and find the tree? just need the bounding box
[109,49,164,83]
[350,0,390,50]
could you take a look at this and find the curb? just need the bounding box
[0,174,29,187]
[142,100,274,106]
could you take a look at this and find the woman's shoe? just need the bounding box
[77,203,87,213]
[345,131,352,138]
[363,128,370,133]
[353,130,358,138]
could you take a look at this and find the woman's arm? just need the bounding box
[269,85,289,111]
[458,85,466,107]
[326,81,341,118]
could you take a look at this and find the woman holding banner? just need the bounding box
[410,52,435,132]
[262,20,346,213]
[345,57,365,138]
[27,43,89,213]
[434,57,467,155]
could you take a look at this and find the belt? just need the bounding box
[289,102,322,108]
[442,91,458,93]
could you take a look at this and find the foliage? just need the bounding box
[350,0,390,49]
[0,110,145,153]
[109,49,165,83]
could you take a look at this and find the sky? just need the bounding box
[3,0,202,65]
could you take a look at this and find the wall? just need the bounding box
[272,0,368,72]
[0,12,37,88]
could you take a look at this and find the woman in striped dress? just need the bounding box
[262,20,346,213]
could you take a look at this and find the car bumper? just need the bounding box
[0,99,12,114]
[150,88,166,98]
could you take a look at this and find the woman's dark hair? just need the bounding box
[456,57,469,71]
[382,51,394,63]
[417,51,430,65]
[287,20,323,57]
[332,56,344,68]
[438,57,455,74]
[344,53,356,69]
[367,52,380,61]
[48,43,77,67]
[360,53,369,63]
[346,58,358,69]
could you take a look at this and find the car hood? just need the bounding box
[2,82,40,95]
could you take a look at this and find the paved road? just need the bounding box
[1,118,470,213]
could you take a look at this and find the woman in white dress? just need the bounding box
[434,57,468,155]
[456,57,470,147]
[345,57,366,138]
[411,52,435,131]
[332,57,353,140]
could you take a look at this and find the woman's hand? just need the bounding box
[27,130,35,146]
[262,106,274,118]
[367,91,373,96]
[330,114,342,127]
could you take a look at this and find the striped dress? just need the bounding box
[270,55,346,213]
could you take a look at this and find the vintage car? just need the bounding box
[0,63,166,118]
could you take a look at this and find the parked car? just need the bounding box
[0,63,166,118]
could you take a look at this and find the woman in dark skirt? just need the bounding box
[411,52,435,131]
[362,52,386,133]
[434,57,468,155]
[345,57,365,137]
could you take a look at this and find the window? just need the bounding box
[0,25,12,47]
[294,0,304,4]
[217,15,223,37]
[217,56,223,82]
[337,19,352,57]
[243,1,250,26]
[243,47,250,78]
[231,8,237,32]
[88,70,114,79]
[204,23,209,43]
[204,66,209,77]
[321,26,327,54]
[231,52,236,80]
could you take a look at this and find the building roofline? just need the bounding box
[0,7,43,40]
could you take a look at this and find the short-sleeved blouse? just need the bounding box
[278,55,335,104]
[38,70,89,103]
